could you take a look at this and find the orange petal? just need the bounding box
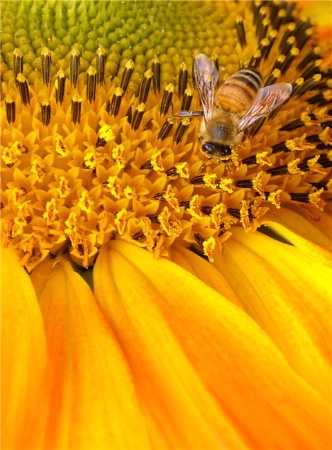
[94,244,248,449]
[30,257,150,450]
[94,241,332,450]
[1,247,48,450]
[213,229,332,398]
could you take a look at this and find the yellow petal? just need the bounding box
[94,244,248,449]
[213,229,332,399]
[94,241,332,449]
[30,257,150,450]
[263,208,332,250]
[171,245,241,306]
[1,247,48,450]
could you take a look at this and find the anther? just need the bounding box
[96,46,107,85]
[278,23,296,51]
[160,83,174,115]
[265,68,281,86]
[279,47,300,75]
[55,69,66,104]
[41,100,51,126]
[301,60,322,81]
[69,48,80,87]
[107,87,124,117]
[152,56,161,94]
[137,68,153,103]
[294,74,321,97]
[258,17,270,42]
[13,48,23,85]
[181,87,193,111]
[41,47,52,86]
[131,103,145,130]
[178,62,188,97]
[248,50,262,69]
[173,118,190,144]
[255,6,268,37]
[86,66,97,103]
[234,179,254,189]
[157,116,175,140]
[272,8,287,30]
[296,26,313,50]
[120,59,135,93]
[236,16,246,48]
[71,92,82,124]
[16,73,30,105]
[5,95,15,123]
[297,47,321,71]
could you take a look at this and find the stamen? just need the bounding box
[248,49,262,69]
[131,103,145,130]
[178,62,188,97]
[301,60,322,80]
[279,47,300,74]
[41,47,52,86]
[255,6,268,37]
[271,8,286,30]
[55,69,66,105]
[96,46,107,85]
[71,92,82,124]
[86,66,97,103]
[137,68,153,103]
[236,16,246,48]
[278,23,296,51]
[181,87,193,111]
[265,68,281,86]
[16,73,30,105]
[258,17,270,42]
[5,95,15,123]
[69,47,80,87]
[173,117,190,144]
[293,74,322,97]
[13,48,23,85]
[120,59,135,93]
[41,100,51,126]
[107,87,124,117]
[296,47,321,70]
[158,116,175,140]
[152,56,161,94]
[160,83,174,115]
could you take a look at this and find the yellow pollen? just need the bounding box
[78,191,94,213]
[31,159,46,182]
[256,152,272,166]
[188,195,203,219]
[309,189,325,211]
[98,124,115,143]
[115,209,130,235]
[319,127,332,145]
[57,177,71,199]
[211,203,227,228]
[287,159,305,175]
[106,176,122,199]
[55,135,70,157]
[151,151,164,171]
[123,186,136,200]
[240,201,252,232]
[202,236,216,263]
[84,151,99,170]
[43,198,59,226]
[218,178,233,193]
[203,173,218,189]
[268,190,283,209]
[175,162,190,179]
[286,134,316,151]
[252,172,265,196]
[163,185,180,211]
[307,155,327,174]
[112,144,126,169]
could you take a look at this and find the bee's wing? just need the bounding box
[194,53,219,123]
[238,83,292,131]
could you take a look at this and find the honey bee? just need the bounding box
[179,53,292,160]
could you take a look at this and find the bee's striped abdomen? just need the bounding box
[217,68,262,114]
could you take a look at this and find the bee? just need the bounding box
[179,53,292,160]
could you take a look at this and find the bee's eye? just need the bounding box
[202,143,216,154]
[202,142,232,157]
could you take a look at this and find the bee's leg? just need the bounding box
[173,110,204,118]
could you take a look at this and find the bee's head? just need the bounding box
[201,142,232,159]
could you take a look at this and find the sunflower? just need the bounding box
[1,1,332,449]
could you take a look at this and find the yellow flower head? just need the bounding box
[1,0,331,271]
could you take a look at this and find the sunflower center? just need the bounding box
[1,1,331,270]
